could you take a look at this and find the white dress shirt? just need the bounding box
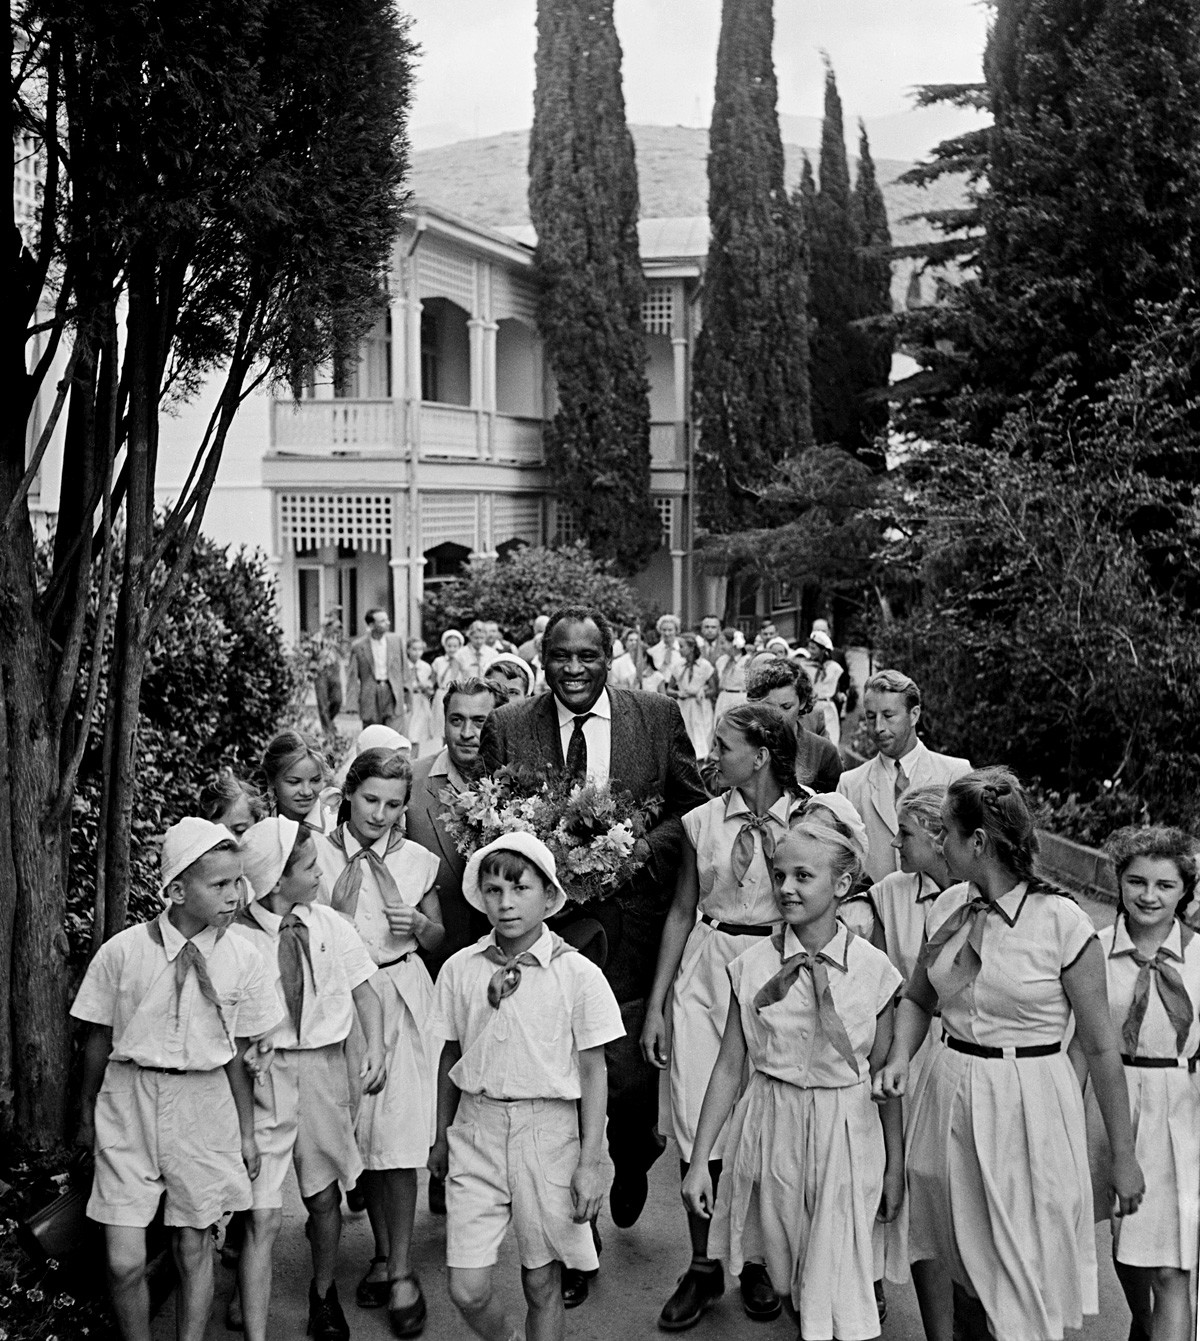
[370,634,389,682]
[554,688,612,785]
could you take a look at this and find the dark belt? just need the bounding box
[1122,1053,1197,1072]
[700,913,775,937]
[134,1064,192,1074]
[946,1036,1061,1060]
[377,952,411,969]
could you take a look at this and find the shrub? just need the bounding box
[421,542,641,645]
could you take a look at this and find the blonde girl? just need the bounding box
[668,633,715,760]
[261,730,339,834]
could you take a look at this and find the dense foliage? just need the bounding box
[529,0,659,573]
[692,0,811,532]
[421,542,641,646]
[876,303,1200,832]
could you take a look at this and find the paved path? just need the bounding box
[162,896,1132,1341]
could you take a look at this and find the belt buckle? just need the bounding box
[1000,1045,1017,1060]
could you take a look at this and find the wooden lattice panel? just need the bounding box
[278,493,393,553]
[641,283,675,336]
[492,494,542,547]
[420,492,479,551]
[417,244,477,311]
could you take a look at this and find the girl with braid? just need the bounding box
[1073,826,1200,1341]
[315,747,443,1337]
[641,703,804,1329]
[684,794,904,1341]
[875,767,1145,1341]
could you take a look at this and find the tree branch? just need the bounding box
[0,343,81,537]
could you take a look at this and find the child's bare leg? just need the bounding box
[448,1265,513,1341]
[382,1169,419,1306]
[361,1171,390,1283]
[522,1261,564,1341]
[1149,1265,1190,1341]
[238,1208,283,1341]
[1115,1260,1154,1337]
[171,1225,216,1341]
[302,1181,342,1294]
[105,1226,152,1341]
[913,1258,953,1341]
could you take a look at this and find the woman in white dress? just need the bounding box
[609,625,663,692]
[806,631,844,747]
[430,628,464,742]
[404,637,436,756]
[667,633,715,759]
[316,747,443,1330]
[641,702,803,1328]
[713,628,751,719]
[875,767,1145,1341]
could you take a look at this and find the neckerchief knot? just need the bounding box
[147,919,233,1051]
[729,807,782,886]
[327,825,407,920]
[918,895,993,997]
[1111,928,1195,1056]
[481,931,576,1009]
[752,928,858,1072]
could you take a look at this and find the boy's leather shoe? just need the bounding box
[609,1166,649,1227]
[308,1280,350,1341]
[560,1266,590,1308]
[738,1263,781,1321]
[658,1263,724,1331]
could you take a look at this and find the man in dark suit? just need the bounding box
[480,606,708,1286]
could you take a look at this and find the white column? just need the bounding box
[671,549,686,620]
[390,492,407,638]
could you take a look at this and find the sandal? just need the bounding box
[355,1257,390,1310]
[387,1274,426,1338]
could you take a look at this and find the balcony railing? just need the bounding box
[272,399,396,454]
[418,403,543,464]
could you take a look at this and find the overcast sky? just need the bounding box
[402,0,992,162]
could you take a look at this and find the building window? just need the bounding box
[654,497,675,549]
[420,310,439,403]
[771,579,796,611]
[554,503,580,545]
[423,541,471,594]
[298,568,322,635]
[642,283,675,336]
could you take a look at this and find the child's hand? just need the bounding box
[384,904,419,937]
[570,1158,606,1224]
[872,1058,908,1102]
[681,1165,715,1220]
[639,1007,668,1069]
[243,1037,274,1081]
[878,1161,904,1223]
[242,1136,261,1181]
[361,1047,388,1095]
[1111,1151,1146,1218]
[427,1136,449,1182]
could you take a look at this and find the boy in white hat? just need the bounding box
[429,833,624,1341]
[228,818,385,1341]
[72,817,282,1341]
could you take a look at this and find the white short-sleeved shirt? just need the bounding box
[729,923,902,1089]
[435,927,625,1100]
[868,870,942,987]
[228,900,376,1050]
[316,829,439,964]
[1101,918,1200,1059]
[926,882,1097,1049]
[684,791,801,926]
[70,910,282,1070]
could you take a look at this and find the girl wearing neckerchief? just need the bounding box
[683,793,904,1340]
[315,747,443,1337]
[875,767,1144,1341]
[1073,826,1199,1341]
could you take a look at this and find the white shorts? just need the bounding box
[445,1094,597,1272]
[252,1044,363,1209]
[88,1062,249,1229]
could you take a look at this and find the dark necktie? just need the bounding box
[565,713,592,781]
[752,929,858,1072]
[481,932,575,1008]
[278,912,315,1040]
[147,920,233,1049]
[918,896,992,997]
[1112,940,1194,1055]
[327,826,407,919]
[894,762,909,806]
[730,811,781,886]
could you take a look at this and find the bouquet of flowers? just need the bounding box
[439,765,664,906]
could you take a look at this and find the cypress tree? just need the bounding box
[851,122,894,468]
[808,62,861,453]
[528,0,659,573]
[692,0,811,534]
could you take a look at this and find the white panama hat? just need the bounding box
[160,817,238,893]
[462,832,568,918]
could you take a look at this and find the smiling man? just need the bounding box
[836,669,971,884]
[480,606,708,1304]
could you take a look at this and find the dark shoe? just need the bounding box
[386,1275,426,1338]
[355,1256,389,1309]
[610,1166,650,1228]
[561,1267,590,1309]
[307,1281,350,1341]
[951,1282,989,1341]
[1129,1325,1151,1341]
[658,1264,725,1332]
[874,1279,887,1324]
[739,1263,781,1322]
[427,1173,446,1216]
[347,1177,367,1215]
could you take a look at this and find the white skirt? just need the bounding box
[906,1044,1097,1341]
[711,1071,885,1341]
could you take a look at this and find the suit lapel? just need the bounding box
[420,775,464,872]
[868,753,898,834]
[536,693,565,770]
